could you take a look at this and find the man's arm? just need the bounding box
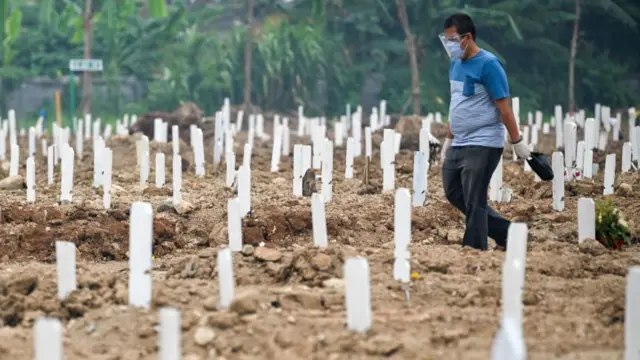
[495,98,520,142]
[447,123,454,139]
[482,58,520,142]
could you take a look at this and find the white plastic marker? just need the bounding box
[491,315,526,360]
[34,318,63,360]
[382,129,395,191]
[334,121,344,147]
[322,139,333,202]
[55,241,77,299]
[194,128,205,176]
[575,141,585,178]
[634,126,640,165]
[93,137,105,187]
[345,137,355,179]
[552,152,564,211]
[293,144,303,196]
[412,151,427,207]
[282,118,290,156]
[172,125,179,155]
[47,146,54,185]
[172,155,182,205]
[41,138,47,158]
[227,198,243,251]
[237,166,251,216]
[583,149,594,179]
[26,157,35,203]
[555,105,563,149]
[236,110,244,132]
[312,193,328,247]
[28,127,36,157]
[564,122,577,175]
[103,148,113,209]
[394,132,402,154]
[394,189,411,282]
[60,145,74,203]
[8,109,17,146]
[159,308,180,360]
[243,143,252,169]
[535,111,542,128]
[352,111,362,157]
[129,202,153,309]
[140,150,149,186]
[603,154,616,196]
[226,151,235,187]
[218,248,235,309]
[75,120,84,159]
[155,153,166,187]
[256,114,265,139]
[344,257,372,333]
[622,143,632,173]
[542,122,550,135]
[625,267,640,360]
[577,198,595,244]
[137,135,149,169]
[84,114,91,140]
[312,126,322,170]
[271,122,282,172]
[9,143,18,176]
[0,128,6,161]
[365,127,372,159]
[302,145,312,174]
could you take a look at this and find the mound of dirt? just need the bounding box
[129,102,204,142]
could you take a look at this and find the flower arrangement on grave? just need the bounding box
[595,199,632,249]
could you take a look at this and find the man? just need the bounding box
[439,13,530,250]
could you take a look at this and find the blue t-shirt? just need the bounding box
[449,49,509,148]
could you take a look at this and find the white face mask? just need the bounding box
[439,33,468,59]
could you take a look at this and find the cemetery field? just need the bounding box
[0,120,639,360]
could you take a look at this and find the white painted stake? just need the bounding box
[312,127,322,169]
[155,153,166,187]
[502,258,525,333]
[282,120,290,156]
[228,198,242,251]
[34,318,63,360]
[312,193,328,247]
[575,141,585,178]
[9,143,18,176]
[172,155,182,205]
[159,308,181,360]
[625,267,640,360]
[103,148,113,209]
[491,316,526,360]
[344,257,372,333]
[194,128,205,176]
[55,241,77,299]
[293,144,303,196]
[412,151,427,207]
[622,143,632,173]
[382,129,395,191]
[583,149,594,179]
[345,137,354,179]
[603,154,615,196]
[172,126,179,155]
[365,127,372,159]
[47,146,54,185]
[140,150,149,186]
[60,145,74,203]
[564,122,577,172]
[552,152,564,211]
[271,123,282,172]
[394,132,402,154]
[129,202,153,309]
[237,166,251,216]
[555,105,563,148]
[634,126,640,164]
[577,198,595,244]
[26,157,35,203]
[217,248,235,310]
[226,151,236,187]
[490,158,504,202]
[28,127,36,157]
[394,189,411,282]
[243,143,252,169]
[322,139,333,202]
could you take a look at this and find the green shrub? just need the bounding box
[595,199,631,249]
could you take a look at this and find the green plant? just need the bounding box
[595,199,631,250]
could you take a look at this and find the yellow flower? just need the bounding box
[411,272,419,280]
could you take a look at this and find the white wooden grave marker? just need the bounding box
[225,151,236,187]
[625,267,640,360]
[155,153,166,187]
[271,123,282,172]
[282,119,290,156]
[34,318,62,360]
[622,143,632,173]
[345,137,354,179]
[173,155,182,205]
[9,143,18,176]
[47,146,54,185]
[577,198,595,244]
[237,166,251,215]
[603,154,615,196]
[412,152,426,207]
[583,149,594,179]
[575,141,585,178]
[60,145,74,203]
[28,127,35,157]
[55,241,77,299]
[312,193,328,247]
[194,128,205,176]
[490,158,504,202]
[243,143,252,169]
[26,157,35,203]
[228,198,242,251]
[552,152,564,211]
[491,316,526,360]
[140,150,149,186]
[322,139,333,202]
[218,248,235,309]
[172,125,179,155]
[103,148,113,209]
[365,127,372,159]
[633,126,640,164]
[564,122,577,174]
[293,144,303,196]
[394,189,411,282]
[344,257,372,333]
[159,308,181,360]
[129,202,153,309]
[383,129,395,190]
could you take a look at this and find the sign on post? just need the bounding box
[69,59,103,72]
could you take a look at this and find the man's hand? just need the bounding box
[441,138,452,163]
[511,137,531,159]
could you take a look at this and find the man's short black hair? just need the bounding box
[444,13,476,41]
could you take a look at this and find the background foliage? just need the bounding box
[1,0,639,119]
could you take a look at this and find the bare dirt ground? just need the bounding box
[0,118,639,360]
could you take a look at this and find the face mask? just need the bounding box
[446,40,467,59]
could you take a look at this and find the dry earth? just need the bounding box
[0,118,639,360]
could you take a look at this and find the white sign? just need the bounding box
[69,59,103,72]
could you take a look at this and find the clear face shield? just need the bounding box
[439,32,467,59]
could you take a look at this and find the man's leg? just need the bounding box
[442,147,466,213]
[459,147,510,249]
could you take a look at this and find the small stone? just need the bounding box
[287,315,296,324]
[272,177,287,185]
[0,175,25,190]
[446,229,463,244]
[183,354,202,360]
[198,248,216,258]
[322,278,345,289]
[254,247,282,262]
[193,327,216,346]
[241,244,255,256]
[157,201,176,213]
[311,253,332,271]
[230,293,260,315]
[203,297,217,311]
[579,238,606,256]
[175,200,195,215]
[618,183,633,196]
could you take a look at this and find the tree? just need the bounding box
[568,0,580,113]
[80,0,93,115]
[395,0,421,115]
[243,0,254,111]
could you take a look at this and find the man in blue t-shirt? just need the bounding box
[438,13,530,250]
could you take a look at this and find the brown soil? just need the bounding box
[0,119,638,359]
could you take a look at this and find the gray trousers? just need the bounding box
[442,146,511,250]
